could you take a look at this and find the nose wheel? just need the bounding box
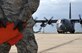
[57,31,65,33]
[70,30,75,33]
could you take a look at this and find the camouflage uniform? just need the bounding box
[0,0,40,53]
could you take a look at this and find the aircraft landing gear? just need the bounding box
[57,31,65,34]
[70,30,75,33]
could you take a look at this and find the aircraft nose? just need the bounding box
[57,23,63,30]
[58,23,62,27]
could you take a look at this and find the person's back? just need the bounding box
[0,0,40,53]
[0,0,39,21]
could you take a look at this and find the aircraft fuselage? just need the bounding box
[56,19,75,33]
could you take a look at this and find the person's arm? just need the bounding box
[0,5,8,27]
[18,0,40,21]
[13,1,31,31]
[14,0,40,31]
[28,0,40,14]
[18,2,31,22]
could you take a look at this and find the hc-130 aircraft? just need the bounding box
[34,3,82,33]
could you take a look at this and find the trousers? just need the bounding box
[0,27,38,53]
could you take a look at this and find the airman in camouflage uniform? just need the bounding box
[0,0,40,53]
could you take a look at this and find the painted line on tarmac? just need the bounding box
[39,38,80,53]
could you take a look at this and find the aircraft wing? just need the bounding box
[34,20,58,23]
[71,19,80,23]
[34,20,47,23]
[48,20,58,23]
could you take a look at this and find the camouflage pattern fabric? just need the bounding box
[0,0,40,53]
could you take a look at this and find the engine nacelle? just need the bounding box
[80,20,82,24]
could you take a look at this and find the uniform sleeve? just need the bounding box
[0,8,4,18]
[0,0,3,18]
[18,0,40,22]
[28,0,40,14]
[0,5,4,19]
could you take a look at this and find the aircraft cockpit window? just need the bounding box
[61,20,65,23]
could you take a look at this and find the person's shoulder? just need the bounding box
[28,0,40,3]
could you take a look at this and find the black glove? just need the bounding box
[0,18,7,28]
[13,19,24,31]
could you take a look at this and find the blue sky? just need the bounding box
[33,0,82,33]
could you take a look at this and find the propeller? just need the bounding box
[44,17,49,25]
[79,14,82,27]
[40,22,46,27]
[44,17,48,21]
[48,16,54,26]
[33,27,42,33]
[33,17,38,27]
[33,17,55,33]
[43,17,54,26]
[39,22,47,33]
[34,17,48,33]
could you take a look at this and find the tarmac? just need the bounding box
[9,33,82,53]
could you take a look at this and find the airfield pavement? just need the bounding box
[9,33,82,53]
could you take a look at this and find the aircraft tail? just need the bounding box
[69,2,71,19]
